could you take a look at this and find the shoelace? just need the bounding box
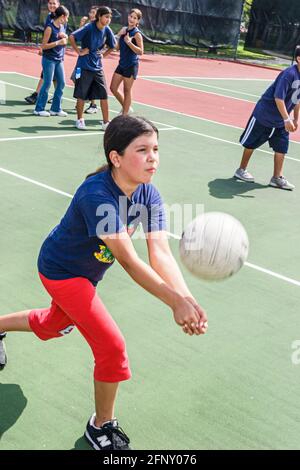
[105,424,130,446]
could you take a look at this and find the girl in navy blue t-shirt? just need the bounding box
[110,9,144,115]
[25,0,61,105]
[0,115,208,450]
[34,5,69,117]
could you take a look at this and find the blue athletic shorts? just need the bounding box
[240,114,289,154]
[115,64,139,80]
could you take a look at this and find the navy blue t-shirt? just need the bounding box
[253,64,300,128]
[44,13,53,28]
[38,170,166,285]
[119,27,140,68]
[43,21,66,61]
[72,22,116,72]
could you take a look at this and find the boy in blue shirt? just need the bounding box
[234,46,300,190]
[69,6,116,131]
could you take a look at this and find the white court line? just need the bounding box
[140,76,273,81]
[8,71,300,148]
[158,77,262,98]
[0,127,175,143]
[0,165,299,288]
[1,78,300,162]
[0,71,253,131]
[141,77,256,103]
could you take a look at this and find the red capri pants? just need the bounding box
[28,273,131,383]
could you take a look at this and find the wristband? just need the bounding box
[284,117,292,123]
[55,41,58,46]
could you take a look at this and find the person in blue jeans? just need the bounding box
[34,5,69,117]
[25,0,62,105]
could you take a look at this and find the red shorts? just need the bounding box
[29,273,131,383]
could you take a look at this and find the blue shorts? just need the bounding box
[115,64,139,80]
[240,115,289,154]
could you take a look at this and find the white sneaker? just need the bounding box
[76,119,86,130]
[50,110,68,117]
[101,121,110,131]
[33,110,50,117]
[269,176,295,191]
[234,168,254,182]
[85,104,98,114]
[118,106,134,116]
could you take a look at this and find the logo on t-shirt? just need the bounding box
[94,245,115,264]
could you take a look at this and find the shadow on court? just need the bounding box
[2,100,32,107]
[71,435,92,451]
[208,178,269,199]
[10,122,103,134]
[0,383,27,439]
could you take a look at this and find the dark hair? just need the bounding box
[53,5,69,19]
[295,45,300,61]
[95,6,112,21]
[86,115,158,179]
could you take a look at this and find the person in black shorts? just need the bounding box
[69,6,116,131]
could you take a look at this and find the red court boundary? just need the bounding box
[2,44,299,142]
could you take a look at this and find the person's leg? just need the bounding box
[50,61,66,113]
[36,77,44,95]
[76,99,85,120]
[99,99,109,123]
[122,76,135,115]
[94,380,119,427]
[110,73,124,108]
[273,152,285,177]
[239,147,255,170]
[0,310,32,332]
[35,58,55,112]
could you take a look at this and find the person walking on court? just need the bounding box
[25,0,62,105]
[0,115,208,450]
[110,9,144,115]
[234,46,300,191]
[69,6,116,131]
[34,5,69,117]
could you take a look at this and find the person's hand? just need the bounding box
[285,119,296,132]
[79,47,89,56]
[293,119,298,131]
[58,37,68,46]
[58,32,68,39]
[172,297,208,336]
[38,47,42,56]
[124,33,132,45]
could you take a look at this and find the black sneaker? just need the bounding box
[84,103,98,114]
[0,332,7,370]
[25,92,38,104]
[85,414,131,450]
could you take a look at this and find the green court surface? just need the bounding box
[1,73,300,450]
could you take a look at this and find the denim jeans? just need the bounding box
[35,57,65,113]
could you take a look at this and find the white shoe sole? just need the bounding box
[234,174,254,183]
[269,182,294,190]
